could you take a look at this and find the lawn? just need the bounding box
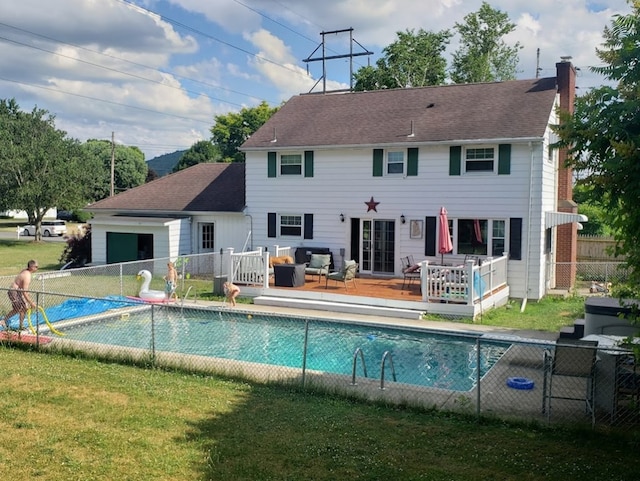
[2,237,638,480]
[1,349,639,481]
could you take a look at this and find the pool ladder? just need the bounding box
[351,348,397,390]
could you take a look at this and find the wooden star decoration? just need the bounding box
[365,196,379,212]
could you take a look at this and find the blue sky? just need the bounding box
[0,0,631,160]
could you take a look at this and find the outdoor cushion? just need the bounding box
[308,254,330,269]
[403,264,420,273]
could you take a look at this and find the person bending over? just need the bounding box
[223,281,240,307]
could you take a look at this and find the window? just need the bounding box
[465,147,494,172]
[454,219,506,257]
[200,223,214,250]
[280,154,302,175]
[458,219,487,255]
[387,151,404,174]
[280,215,302,236]
[492,220,505,256]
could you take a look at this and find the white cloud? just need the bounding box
[0,0,634,159]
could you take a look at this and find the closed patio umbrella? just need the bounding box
[438,207,453,264]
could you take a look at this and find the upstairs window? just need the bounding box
[465,147,494,172]
[387,151,404,174]
[280,154,302,175]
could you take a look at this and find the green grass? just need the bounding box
[1,349,639,481]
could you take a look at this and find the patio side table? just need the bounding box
[274,263,306,287]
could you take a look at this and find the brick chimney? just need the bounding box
[555,58,579,289]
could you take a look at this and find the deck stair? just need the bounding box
[558,318,586,339]
[252,295,424,320]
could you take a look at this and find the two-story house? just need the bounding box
[240,60,585,300]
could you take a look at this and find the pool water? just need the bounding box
[60,309,508,391]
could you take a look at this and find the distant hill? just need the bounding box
[147,150,186,177]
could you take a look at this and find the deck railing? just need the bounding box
[419,255,508,305]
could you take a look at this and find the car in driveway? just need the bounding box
[21,220,67,237]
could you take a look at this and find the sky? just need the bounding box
[0,0,632,160]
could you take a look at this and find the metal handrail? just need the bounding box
[351,347,368,385]
[380,351,397,390]
[180,286,196,312]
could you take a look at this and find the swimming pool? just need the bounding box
[57,307,509,391]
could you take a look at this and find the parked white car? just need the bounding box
[21,220,67,237]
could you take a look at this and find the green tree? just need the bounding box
[211,101,279,162]
[173,140,222,172]
[353,28,451,90]
[450,2,521,83]
[83,139,147,199]
[554,1,640,294]
[0,98,99,241]
[573,184,614,237]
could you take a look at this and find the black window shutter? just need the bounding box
[267,152,277,178]
[407,147,418,176]
[373,149,383,177]
[267,213,276,238]
[449,146,461,176]
[498,144,511,175]
[304,151,314,177]
[425,216,437,256]
[304,214,313,239]
[509,218,522,260]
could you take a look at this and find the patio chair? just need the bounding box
[305,253,331,282]
[401,255,420,289]
[325,260,358,289]
[541,339,599,425]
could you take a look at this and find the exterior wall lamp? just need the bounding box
[400,214,406,224]
[340,213,345,223]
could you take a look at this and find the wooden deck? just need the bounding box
[269,274,423,302]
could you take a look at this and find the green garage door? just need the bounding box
[106,232,154,264]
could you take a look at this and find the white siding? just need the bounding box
[246,139,552,299]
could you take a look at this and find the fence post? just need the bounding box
[262,250,270,288]
[476,338,481,417]
[226,247,235,284]
[301,320,309,388]
[150,304,156,363]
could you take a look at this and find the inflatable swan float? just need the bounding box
[136,270,168,302]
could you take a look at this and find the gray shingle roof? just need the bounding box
[88,162,245,213]
[241,77,558,149]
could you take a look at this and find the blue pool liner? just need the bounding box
[2,296,132,331]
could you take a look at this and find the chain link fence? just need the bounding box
[2,288,638,431]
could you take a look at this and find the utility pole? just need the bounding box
[110,131,115,197]
[303,28,373,93]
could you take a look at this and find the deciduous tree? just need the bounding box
[173,140,221,172]
[353,28,451,90]
[83,139,147,199]
[554,1,640,295]
[212,101,279,162]
[450,2,521,83]
[0,98,98,241]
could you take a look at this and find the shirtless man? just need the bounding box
[2,260,38,332]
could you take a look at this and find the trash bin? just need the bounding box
[213,275,227,295]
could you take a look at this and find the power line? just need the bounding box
[0,75,212,125]
[116,0,308,80]
[0,23,271,108]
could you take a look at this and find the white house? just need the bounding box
[240,60,585,300]
[86,162,247,264]
[84,60,584,302]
